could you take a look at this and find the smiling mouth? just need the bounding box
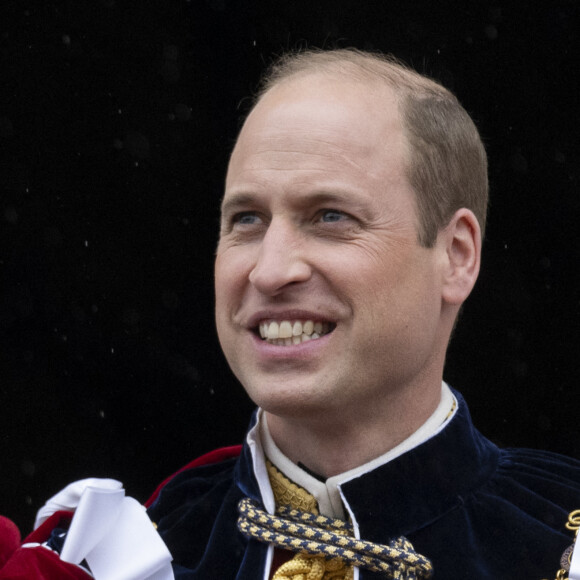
[256,320,335,346]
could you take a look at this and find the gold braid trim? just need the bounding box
[542,509,580,580]
[266,460,319,515]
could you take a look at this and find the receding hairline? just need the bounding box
[245,51,445,232]
[247,48,488,245]
[255,48,457,110]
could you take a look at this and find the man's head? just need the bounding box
[215,49,485,424]
[255,48,488,247]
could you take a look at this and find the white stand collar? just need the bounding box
[249,382,457,519]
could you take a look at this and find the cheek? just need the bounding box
[336,254,438,328]
[326,258,398,305]
[215,251,249,301]
[214,256,238,338]
[214,264,237,357]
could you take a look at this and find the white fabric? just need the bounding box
[246,417,276,580]
[34,478,174,580]
[247,418,276,516]
[570,538,580,580]
[35,478,123,529]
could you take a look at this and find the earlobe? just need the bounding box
[440,209,481,305]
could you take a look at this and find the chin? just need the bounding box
[245,382,334,419]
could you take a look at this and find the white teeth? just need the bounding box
[257,318,333,345]
[292,321,303,336]
[267,321,279,339]
[259,323,267,339]
[279,321,293,339]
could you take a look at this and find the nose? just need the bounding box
[248,219,312,295]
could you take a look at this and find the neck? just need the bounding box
[265,380,443,478]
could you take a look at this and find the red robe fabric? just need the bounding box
[0,512,89,579]
[0,446,242,579]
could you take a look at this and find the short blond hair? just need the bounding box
[252,48,488,247]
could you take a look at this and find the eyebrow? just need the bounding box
[220,190,369,216]
[220,193,257,216]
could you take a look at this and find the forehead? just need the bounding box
[221,76,416,227]
[227,75,406,178]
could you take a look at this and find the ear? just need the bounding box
[439,208,481,305]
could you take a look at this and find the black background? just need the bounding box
[1,0,579,532]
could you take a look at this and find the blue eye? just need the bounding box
[234,212,261,225]
[320,210,346,223]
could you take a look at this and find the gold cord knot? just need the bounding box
[273,553,353,580]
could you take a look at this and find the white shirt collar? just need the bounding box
[247,382,457,519]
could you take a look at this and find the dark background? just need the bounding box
[1,0,578,532]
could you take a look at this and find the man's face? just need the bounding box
[215,76,448,421]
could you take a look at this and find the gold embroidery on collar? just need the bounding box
[265,459,353,580]
[266,459,319,514]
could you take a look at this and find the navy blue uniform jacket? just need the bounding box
[147,392,580,579]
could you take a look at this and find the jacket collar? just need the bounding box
[340,391,499,541]
[234,390,499,543]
